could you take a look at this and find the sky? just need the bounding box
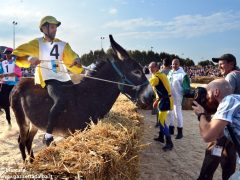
[1,0,240,64]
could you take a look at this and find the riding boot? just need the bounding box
[176,127,183,139]
[154,131,164,143]
[42,136,54,146]
[169,125,175,135]
[162,135,173,151]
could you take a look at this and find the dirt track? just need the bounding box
[138,109,222,180]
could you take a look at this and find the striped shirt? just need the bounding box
[213,95,240,140]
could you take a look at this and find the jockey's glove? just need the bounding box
[28,56,41,65]
[153,99,159,109]
[70,58,82,68]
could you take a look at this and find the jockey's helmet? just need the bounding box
[39,16,61,32]
[3,47,13,54]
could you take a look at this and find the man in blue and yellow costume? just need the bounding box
[13,15,83,146]
[148,61,174,151]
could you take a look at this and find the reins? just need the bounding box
[33,59,149,103]
[36,64,141,88]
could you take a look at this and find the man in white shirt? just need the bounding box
[167,58,190,139]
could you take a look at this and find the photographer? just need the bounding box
[197,54,240,180]
[192,79,240,180]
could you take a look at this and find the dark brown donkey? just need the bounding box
[10,35,153,162]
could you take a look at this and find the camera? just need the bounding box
[184,87,207,107]
[193,87,207,107]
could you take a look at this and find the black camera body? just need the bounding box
[193,87,207,107]
[184,87,207,107]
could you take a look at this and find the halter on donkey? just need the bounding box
[10,35,153,162]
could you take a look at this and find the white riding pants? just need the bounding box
[168,104,183,128]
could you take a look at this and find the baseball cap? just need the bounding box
[212,54,236,66]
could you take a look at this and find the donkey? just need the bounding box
[10,35,153,162]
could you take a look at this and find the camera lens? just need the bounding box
[193,87,207,106]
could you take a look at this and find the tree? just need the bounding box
[184,58,195,67]
[198,60,214,66]
[80,50,95,66]
[129,50,143,65]
[80,48,198,67]
[93,50,106,60]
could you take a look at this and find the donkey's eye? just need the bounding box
[132,70,142,76]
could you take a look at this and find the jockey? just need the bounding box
[13,15,84,146]
[0,47,22,115]
[148,61,174,151]
[0,47,21,85]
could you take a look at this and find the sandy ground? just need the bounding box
[0,109,222,179]
[0,111,46,167]
[138,109,222,180]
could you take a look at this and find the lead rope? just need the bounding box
[36,65,139,88]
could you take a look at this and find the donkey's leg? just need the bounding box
[18,134,26,161]
[26,125,38,163]
[18,124,31,162]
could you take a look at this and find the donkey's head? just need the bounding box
[109,35,154,108]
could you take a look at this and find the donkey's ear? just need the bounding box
[109,34,130,61]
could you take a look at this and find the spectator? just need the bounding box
[160,58,171,75]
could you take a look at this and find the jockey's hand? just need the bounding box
[153,99,159,109]
[192,101,205,116]
[28,56,41,65]
[7,73,15,77]
[69,58,82,68]
[2,73,13,78]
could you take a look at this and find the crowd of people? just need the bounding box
[144,62,222,81]
[183,65,220,78]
